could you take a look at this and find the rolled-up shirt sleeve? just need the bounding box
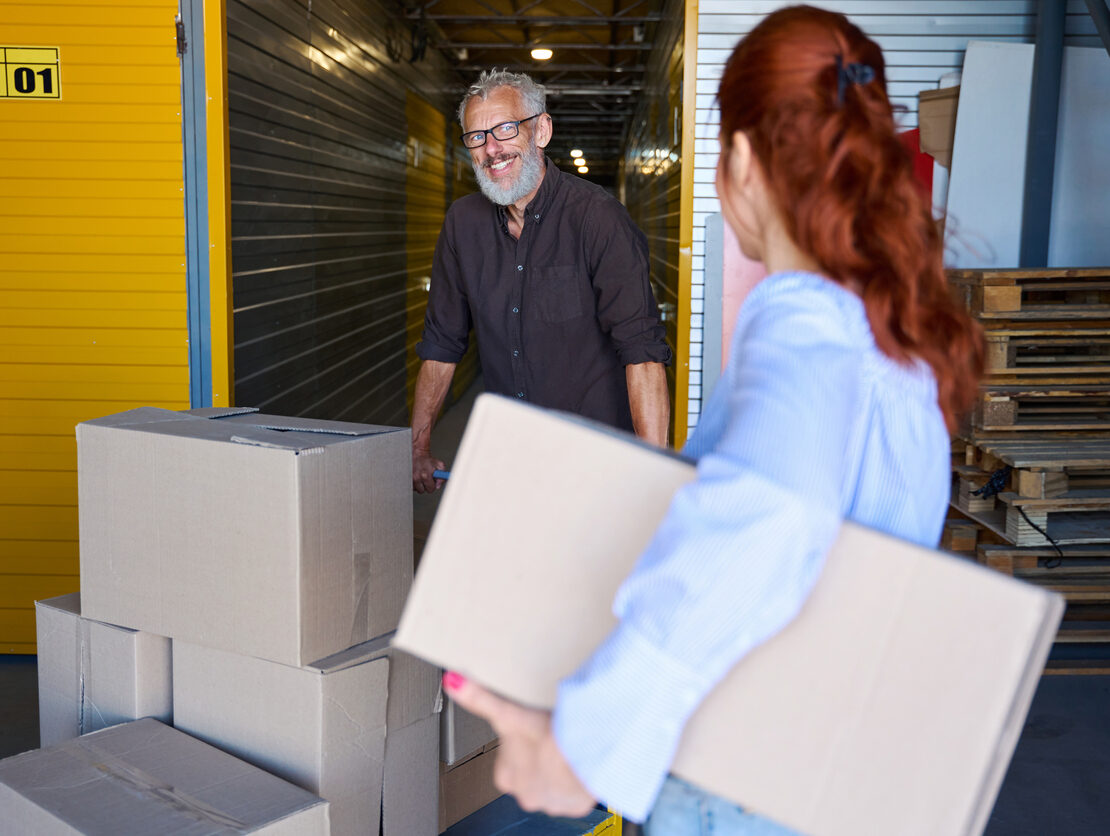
[551,287,864,821]
[585,201,672,367]
[416,216,472,363]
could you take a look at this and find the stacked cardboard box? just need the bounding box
[10,406,441,835]
[0,719,331,832]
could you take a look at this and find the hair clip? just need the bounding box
[836,54,876,106]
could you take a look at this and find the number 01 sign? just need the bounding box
[1,47,61,99]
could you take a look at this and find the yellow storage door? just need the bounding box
[0,0,189,652]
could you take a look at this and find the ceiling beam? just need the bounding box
[458,63,646,72]
[434,41,654,50]
[408,15,663,25]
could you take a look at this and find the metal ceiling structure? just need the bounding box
[400,0,670,185]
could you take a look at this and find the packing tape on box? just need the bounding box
[351,550,373,646]
[77,618,94,735]
[67,741,248,829]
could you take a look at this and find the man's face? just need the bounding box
[464,86,548,206]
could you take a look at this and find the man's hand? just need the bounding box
[412,449,447,494]
[444,672,597,818]
[410,359,457,493]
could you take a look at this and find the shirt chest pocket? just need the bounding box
[532,264,585,323]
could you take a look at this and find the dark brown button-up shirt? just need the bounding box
[416,159,671,431]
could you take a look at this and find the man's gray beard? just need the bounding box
[473,142,545,207]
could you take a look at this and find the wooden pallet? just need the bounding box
[976,383,1110,432]
[978,543,1110,575]
[955,437,1110,497]
[975,545,1110,674]
[949,268,1110,320]
[999,491,1110,546]
[983,328,1110,382]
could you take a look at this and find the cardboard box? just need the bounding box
[77,406,412,667]
[919,85,960,167]
[173,633,440,836]
[396,395,1064,836]
[0,718,328,833]
[438,744,502,832]
[441,694,497,766]
[35,592,172,747]
[384,713,440,836]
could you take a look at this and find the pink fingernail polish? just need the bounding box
[443,671,466,691]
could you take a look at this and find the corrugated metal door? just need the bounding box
[622,0,687,444]
[227,0,471,427]
[0,0,189,652]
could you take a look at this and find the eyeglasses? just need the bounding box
[461,114,542,149]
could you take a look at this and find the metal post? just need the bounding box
[1019,0,1066,267]
[180,0,213,406]
[1085,0,1110,58]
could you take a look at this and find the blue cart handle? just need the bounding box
[432,469,451,481]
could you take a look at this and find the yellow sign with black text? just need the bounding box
[1,47,61,99]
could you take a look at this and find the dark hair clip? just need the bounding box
[835,54,876,106]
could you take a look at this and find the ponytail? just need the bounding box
[719,5,983,430]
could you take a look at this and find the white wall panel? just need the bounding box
[687,0,1096,424]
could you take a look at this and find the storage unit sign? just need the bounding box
[1,47,61,99]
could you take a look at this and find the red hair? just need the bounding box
[718,5,982,431]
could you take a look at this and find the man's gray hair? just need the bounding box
[457,69,547,130]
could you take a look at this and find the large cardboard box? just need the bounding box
[173,633,440,836]
[0,718,329,833]
[441,694,497,766]
[395,395,1064,836]
[919,85,960,167]
[438,744,502,832]
[35,592,172,746]
[77,406,412,667]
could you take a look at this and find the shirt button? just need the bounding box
[512,306,519,314]
[517,391,525,398]
[516,265,524,271]
[533,214,540,220]
[512,350,520,357]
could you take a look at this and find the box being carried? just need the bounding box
[77,407,412,667]
[0,718,329,834]
[395,394,1064,836]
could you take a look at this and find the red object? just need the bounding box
[898,128,933,200]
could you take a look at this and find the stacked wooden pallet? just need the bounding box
[947,267,1110,672]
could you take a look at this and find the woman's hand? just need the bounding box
[444,672,598,818]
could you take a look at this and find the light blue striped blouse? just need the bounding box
[552,270,952,822]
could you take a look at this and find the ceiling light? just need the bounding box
[573,157,586,167]
[570,148,583,158]
[577,166,589,174]
[531,48,553,61]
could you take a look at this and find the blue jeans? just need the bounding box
[644,777,804,836]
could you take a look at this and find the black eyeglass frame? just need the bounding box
[461,113,543,149]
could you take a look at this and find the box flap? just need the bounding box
[35,592,81,617]
[217,412,403,437]
[186,406,259,418]
[79,407,404,453]
[78,406,207,430]
[395,394,1064,836]
[308,631,393,674]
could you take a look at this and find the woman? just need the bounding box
[446,6,984,833]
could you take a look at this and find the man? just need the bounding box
[412,70,671,493]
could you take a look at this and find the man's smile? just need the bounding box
[483,154,518,177]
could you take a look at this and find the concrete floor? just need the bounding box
[4,386,1109,834]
